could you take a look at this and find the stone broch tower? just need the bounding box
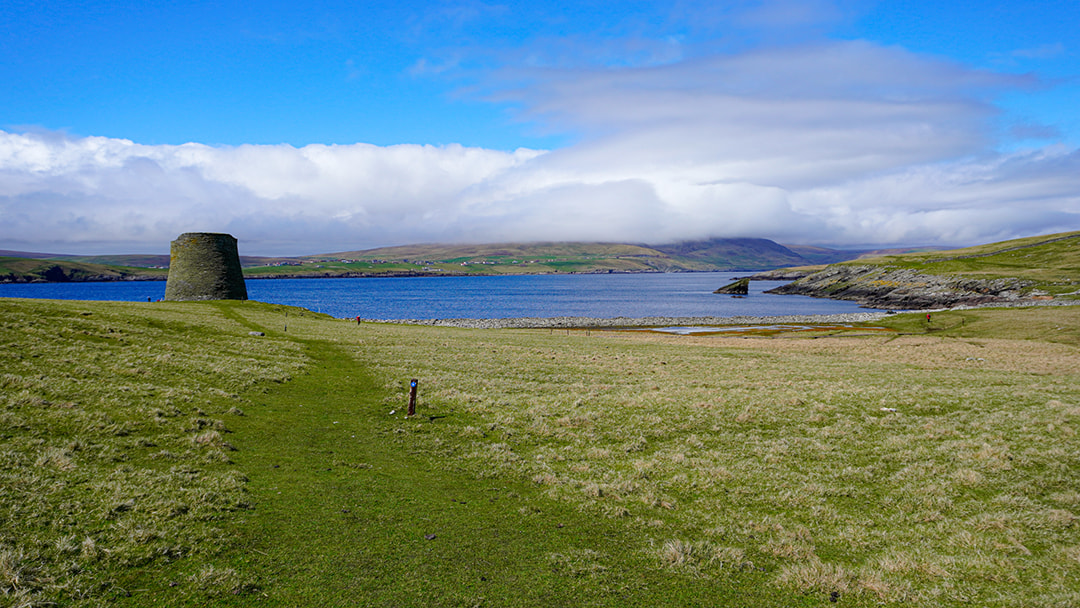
[164,232,248,301]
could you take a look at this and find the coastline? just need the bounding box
[359,311,893,329]
[359,299,1080,329]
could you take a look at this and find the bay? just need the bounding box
[0,272,877,319]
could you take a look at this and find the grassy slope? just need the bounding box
[0,257,167,281]
[259,240,845,277]
[44,255,172,268]
[262,241,715,276]
[44,255,292,269]
[3,299,1080,606]
[241,255,688,277]
[841,231,1080,292]
[0,299,307,606]
[324,242,663,260]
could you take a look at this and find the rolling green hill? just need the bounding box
[842,231,1080,282]
[275,238,874,277]
[0,237,923,283]
[769,231,1080,309]
[0,256,167,283]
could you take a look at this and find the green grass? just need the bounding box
[0,257,167,282]
[0,299,306,606]
[240,256,675,277]
[844,231,1080,293]
[2,298,1079,606]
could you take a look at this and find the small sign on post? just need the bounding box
[407,379,418,417]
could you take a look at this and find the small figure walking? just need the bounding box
[356,315,361,325]
[926,313,931,323]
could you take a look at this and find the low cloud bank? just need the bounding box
[2,40,1078,255]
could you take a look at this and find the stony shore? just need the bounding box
[359,300,1080,329]
[765,264,1037,309]
[359,311,893,329]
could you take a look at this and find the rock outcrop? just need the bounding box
[164,233,248,301]
[766,264,1035,310]
[714,277,750,295]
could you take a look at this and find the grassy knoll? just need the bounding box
[0,299,307,606]
[0,257,166,283]
[2,299,1079,606]
[845,231,1080,294]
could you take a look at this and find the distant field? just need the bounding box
[2,298,1078,606]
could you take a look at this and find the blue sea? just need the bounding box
[0,272,876,319]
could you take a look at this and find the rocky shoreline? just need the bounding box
[359,311,893,329]
[360,299,1080,329]
[764,264,1042,309]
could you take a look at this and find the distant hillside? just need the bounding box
[0,250,174,267]
[0,249,61,260]
[652,238,809,269]
[0,256,167,283]
[325,241,659,261]
[0,251,296,270]
[46,253,286,269]
[308,238,872,276]
[0,238,905,283]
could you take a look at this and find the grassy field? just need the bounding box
[2,298,1079,606]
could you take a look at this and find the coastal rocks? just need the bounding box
[361,312,892,329]
[766,265,1035,310]
[164,233,248,301]
[714,278,750,295]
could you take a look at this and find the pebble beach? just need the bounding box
[358,299,1080,329]
[359,311,893,329]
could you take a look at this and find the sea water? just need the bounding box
[0,272,877,319]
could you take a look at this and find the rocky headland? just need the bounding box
[713,277,750,295]
[764,264,1041,310]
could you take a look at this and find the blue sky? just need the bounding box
[1,0,1078,254]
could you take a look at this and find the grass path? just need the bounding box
[13,299,1075,606]
[198,313,806,607]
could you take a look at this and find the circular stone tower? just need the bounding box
[164,232,248,301]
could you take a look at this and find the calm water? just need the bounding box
[0,272,877,319]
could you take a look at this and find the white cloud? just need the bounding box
[0,131,544,254]
[1,40,1077,255]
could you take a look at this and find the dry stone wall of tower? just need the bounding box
[164,232,248,301]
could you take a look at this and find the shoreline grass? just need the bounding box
[2,298,1078,606]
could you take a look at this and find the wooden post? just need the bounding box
[407,379,418,417]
